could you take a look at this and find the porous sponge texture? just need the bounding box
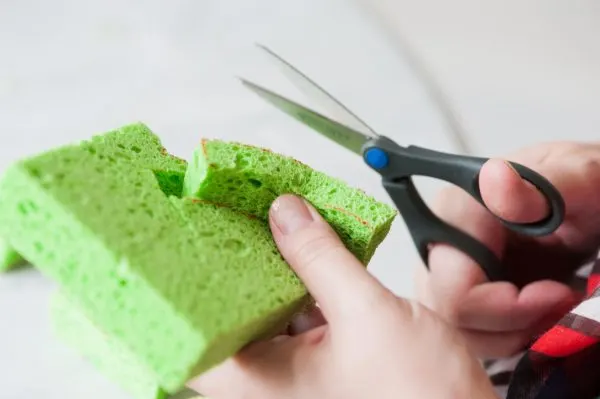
[183,140,397,264]
[50,292,166,399]
[0,123,308,392]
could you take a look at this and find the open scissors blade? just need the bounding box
[240,78,371,155]
[255,43,380,139]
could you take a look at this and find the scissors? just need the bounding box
[239,44,565,282]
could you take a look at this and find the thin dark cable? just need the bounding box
[357,2,474,155]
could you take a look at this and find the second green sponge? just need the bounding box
[183,139,397,264]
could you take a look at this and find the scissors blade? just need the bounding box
[256,43,379,138]
[240,78,370,155]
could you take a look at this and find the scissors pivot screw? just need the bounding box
[364,148,389,170]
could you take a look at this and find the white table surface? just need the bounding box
[1,1,597,398]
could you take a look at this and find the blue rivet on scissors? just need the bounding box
[364,148,389,169]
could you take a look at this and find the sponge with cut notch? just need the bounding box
[0,122,396,395]
[0,123,307,392]
[183,139,397,264]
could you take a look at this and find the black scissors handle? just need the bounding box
[362,136,566,282]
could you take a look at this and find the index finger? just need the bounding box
[425,183,508,317]
[423,158,552,320]
[422,142,600,331]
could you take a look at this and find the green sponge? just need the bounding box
[50,291,167,399]
[0,237,25,271]
[0,122,396,395]
[183,139,397,264]
[0,123,309,392]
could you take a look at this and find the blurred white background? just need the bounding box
[0,1,598,397]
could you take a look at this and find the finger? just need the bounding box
[426,186,507,318]
[189,327,326,398]
[533,142,600,252]
[460,328,535,359]
[461,304,573,359]
[288,305,327,336]
[427,157,551,309]
[479,158,549,223]
[494,141,600,253]
[424,142,600,319]
[276,304,326,337]
[456,280,579,331]
[269,195,391,324]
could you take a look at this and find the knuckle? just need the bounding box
[538,142,600,186]
[373,297,442,334]
[575,154,600,185]
[353,290,400,325]
[434,300,460,323]
[517,141,591,170]
[366,284,398,308]
[392,297,425,320]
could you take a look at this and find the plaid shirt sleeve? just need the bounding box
[483,258,600,399]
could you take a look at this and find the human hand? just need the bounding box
[417,142,600,359]
[188,195,497,399]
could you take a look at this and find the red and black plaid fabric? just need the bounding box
[506,259,600,399]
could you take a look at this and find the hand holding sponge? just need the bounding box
[0,123,396,398]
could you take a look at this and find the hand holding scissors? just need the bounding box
[239,44,565,282]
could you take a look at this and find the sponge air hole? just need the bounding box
[198,231,216,238]
[222,238,250,257]
[17,200,39,216]
[248,178,262,188]
[235,154,249,168]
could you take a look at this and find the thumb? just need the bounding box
[269,195,390,324]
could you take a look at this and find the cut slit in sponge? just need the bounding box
[183,139,397,265]
[0,122,396,396]
[0,124,308,392]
